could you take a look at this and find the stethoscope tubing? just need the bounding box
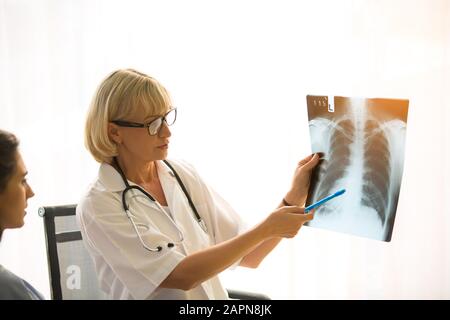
[113,157,207,252]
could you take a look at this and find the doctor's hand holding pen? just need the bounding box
[257,153,320,239]
[258,205,314,239]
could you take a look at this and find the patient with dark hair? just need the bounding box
[0,129,43,300]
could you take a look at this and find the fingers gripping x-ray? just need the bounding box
[305,96,409,241]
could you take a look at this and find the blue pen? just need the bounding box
[304,189,346,213]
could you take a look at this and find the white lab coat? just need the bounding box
[76,159,245,300]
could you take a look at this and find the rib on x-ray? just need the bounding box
[305,96,409,241]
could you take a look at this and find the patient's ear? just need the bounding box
[108,123,122,144]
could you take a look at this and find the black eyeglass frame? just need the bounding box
[111,108,177,136]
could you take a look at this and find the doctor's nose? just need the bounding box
[158,122,172,138]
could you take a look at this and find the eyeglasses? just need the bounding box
[111,108,177,136]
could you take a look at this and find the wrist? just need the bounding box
[254,220,272,241]
[284,189,307,207]
[282,197,294,206]
[284,190,299,206]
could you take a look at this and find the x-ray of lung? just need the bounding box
[305,95,409,241]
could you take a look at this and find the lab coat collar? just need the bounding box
[98,161,176,193]
[98,162,125,192]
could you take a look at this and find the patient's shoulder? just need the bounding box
[0,265,43,300]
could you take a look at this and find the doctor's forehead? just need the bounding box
[139,84,172,117]
[144,104,171,119]
[125,104,169,122]
[116,89,171,122]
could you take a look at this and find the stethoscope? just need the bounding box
[113,157,208,253]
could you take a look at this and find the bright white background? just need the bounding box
[0,0,449,299]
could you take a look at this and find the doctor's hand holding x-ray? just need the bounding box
[77,69,319,300]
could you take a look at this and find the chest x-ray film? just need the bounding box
[305,95,409,241]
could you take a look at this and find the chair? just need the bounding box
[39,204,270,300]
[38,205,107,299]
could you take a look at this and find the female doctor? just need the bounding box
[77,68,319,300]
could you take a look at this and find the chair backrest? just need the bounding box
[38,204,107,300]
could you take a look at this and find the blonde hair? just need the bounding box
[84,69,172,163]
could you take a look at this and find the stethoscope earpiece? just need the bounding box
[157,246,163,252]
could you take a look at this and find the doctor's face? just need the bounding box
[110,109,173,162]
[0,151,35,231]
